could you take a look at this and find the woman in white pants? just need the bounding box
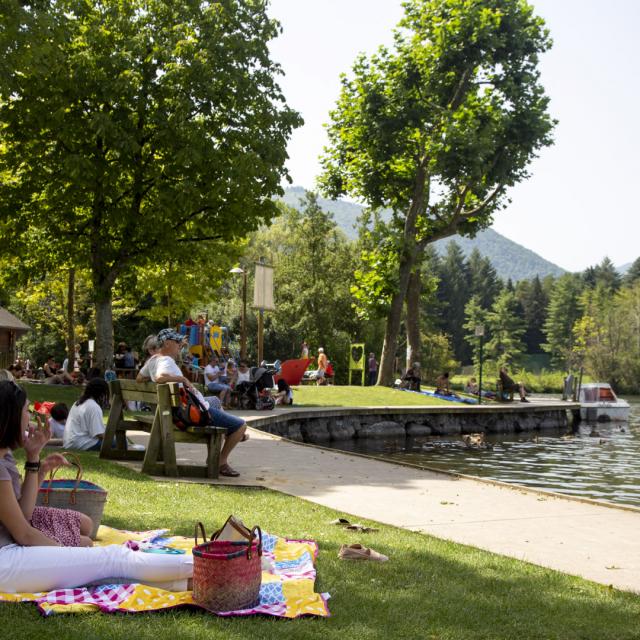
[0,381,192,593]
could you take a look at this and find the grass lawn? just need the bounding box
[293,385,458,407]
[17,382,459,410]
[3,452,639,639]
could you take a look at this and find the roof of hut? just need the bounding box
[0,307,31,334]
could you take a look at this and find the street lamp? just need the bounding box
[229,267,247,360]
[475,324,485,405]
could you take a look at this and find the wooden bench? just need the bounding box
[100,379,225,479]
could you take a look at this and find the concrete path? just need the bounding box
[126,425,640,594]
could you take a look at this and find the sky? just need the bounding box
[267,0,640,272]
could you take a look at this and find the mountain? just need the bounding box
[617,262,632,275]
[281,187,566,282]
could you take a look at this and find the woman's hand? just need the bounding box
[40,453,71,478]
[22,414,51,461]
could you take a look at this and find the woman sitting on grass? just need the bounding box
[0,381,193,593]
[274,379,293,406]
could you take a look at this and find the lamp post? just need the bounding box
[230,267,247,360]
[475,324,485,405]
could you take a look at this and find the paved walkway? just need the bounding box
[126,422,640,594]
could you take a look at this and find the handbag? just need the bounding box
[192,519,262,612]
[36,452,107,539]
[172,386,212,431]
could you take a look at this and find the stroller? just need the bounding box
[235,362,280,410]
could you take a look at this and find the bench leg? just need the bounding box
[206,432,223,479]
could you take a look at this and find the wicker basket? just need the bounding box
[192,522,262,612]
[36,452,107,539]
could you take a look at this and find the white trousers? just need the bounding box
[0,543,193,593]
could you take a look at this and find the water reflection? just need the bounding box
[327,396,640,508]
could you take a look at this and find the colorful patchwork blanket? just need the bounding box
[0,526,331,618]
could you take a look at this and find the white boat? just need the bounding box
[578,383,630,422]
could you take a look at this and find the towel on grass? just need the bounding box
[0,525,330,618]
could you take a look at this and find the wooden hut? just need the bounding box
[0,307,30,368]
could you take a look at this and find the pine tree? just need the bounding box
[624,256,640,286]
[485,290,526,367]
[516,276,548,353]
[467,248,502,309]
[543,274,584,369]
[436,241,470,362]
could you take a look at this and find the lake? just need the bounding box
[325,396,640,508]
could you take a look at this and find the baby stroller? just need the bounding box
[236,363,278,410]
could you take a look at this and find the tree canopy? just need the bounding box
[0,0,302,369]
[319,0,555,384]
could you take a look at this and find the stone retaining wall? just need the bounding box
[248,407,570,444]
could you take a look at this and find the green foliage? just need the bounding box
[420,332,459,385]
[573,283,640,392]
[463,295,489,370]
[214,195,359,381]
[582,257,622,292]
[543,273,585,369]
[516,275,548,353]
[623,256,640,286]
[485,290,526,367]
[0,0,302,365]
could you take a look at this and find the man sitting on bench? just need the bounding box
[139,328,247,477]
[499,366,529,403]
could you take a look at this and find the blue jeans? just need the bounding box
[207,408,244,434]
[207,382,231,395]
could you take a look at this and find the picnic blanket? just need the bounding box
[0,525,331,618]
[398,387,479,404]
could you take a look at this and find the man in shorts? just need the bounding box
[139,329,247,477]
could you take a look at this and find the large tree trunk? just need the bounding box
[405,269,421,371]
[65,267,75,370]
[92,264,117,374]
[377,255,415,385]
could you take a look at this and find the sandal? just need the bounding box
[346,524,379,533]
[219,464,240,477]
[338,544,388,562]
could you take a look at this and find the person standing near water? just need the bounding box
[367,353,378,386]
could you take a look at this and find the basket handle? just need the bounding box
[246,526,263,560]
[194,522,208,546]
[41,451,82,506]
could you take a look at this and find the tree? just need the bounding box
[463,295,489,372]
[0,0,301,370]
[516,275,547,353]
[583,257,622,292]
[320,0,555,384]
[543,274,584,369]
[467,248,502,310]
[624,256,640,286]
[436,241,470,362]
[485,290,526,367]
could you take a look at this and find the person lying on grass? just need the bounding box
[0,381,193,593]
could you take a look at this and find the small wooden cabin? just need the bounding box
[0,307,30,368]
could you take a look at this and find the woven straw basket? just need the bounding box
[36,452,107,539]
[192,522,262,612]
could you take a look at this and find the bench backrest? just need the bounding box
[108,379,182,408]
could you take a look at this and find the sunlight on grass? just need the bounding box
[293,385,457,407]
[3,453,639,639]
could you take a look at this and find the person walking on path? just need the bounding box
[367,353,378,386]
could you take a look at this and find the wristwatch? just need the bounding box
[24,460,41,473]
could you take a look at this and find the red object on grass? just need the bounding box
[34,401,56,415]
[273,358,311,386]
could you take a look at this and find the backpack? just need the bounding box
[172,387,212,431]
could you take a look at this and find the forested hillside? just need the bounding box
[281,187,566,282]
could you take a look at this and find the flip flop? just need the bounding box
[346,524,379,533]
[329,518,351,525]
[338,544,388,562]
[219,464,240,477]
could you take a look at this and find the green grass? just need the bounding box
[293,385,457,407]
[4,452,639,639]
[18,382,455,410]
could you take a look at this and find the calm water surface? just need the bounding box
[327,396,640,508]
